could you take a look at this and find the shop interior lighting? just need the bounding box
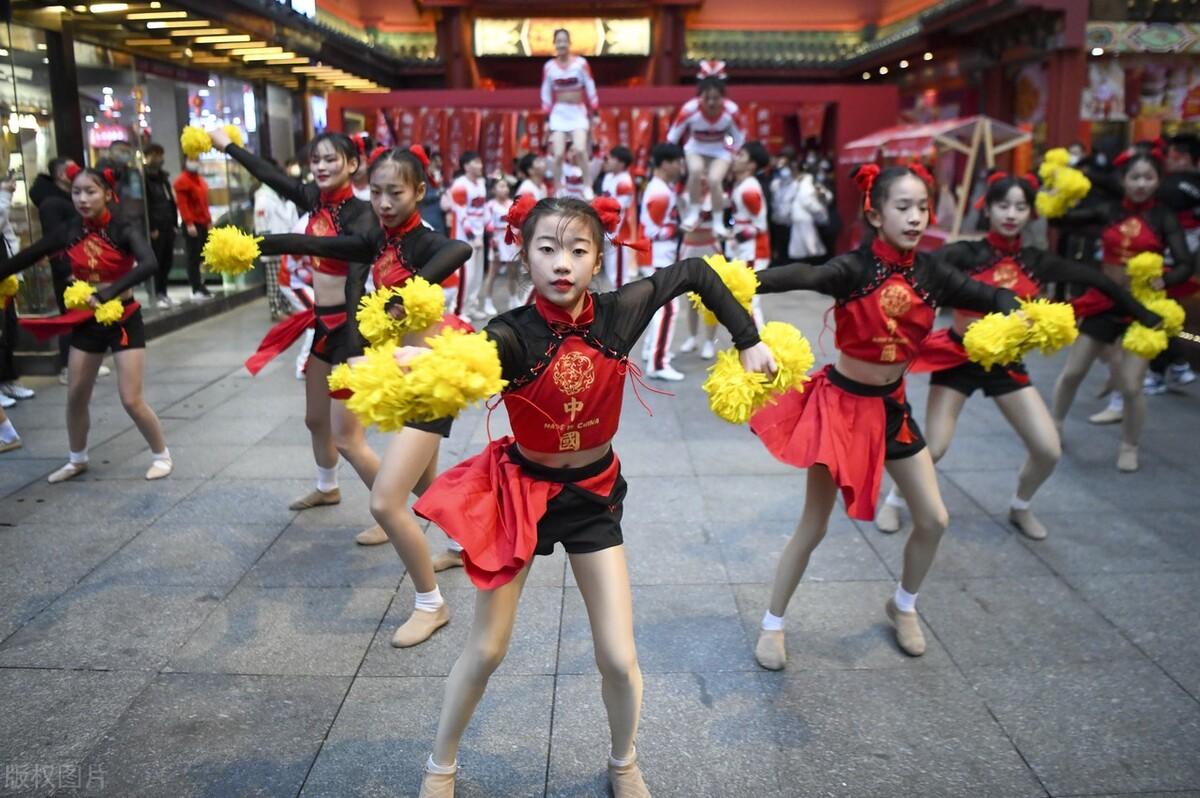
[169,28,227,37]
[243,51,298,61]
[101,86,113,94]
[862,72,870,79]
[213,40,267,50]
[879,66,888,75]
[899,59,909,68]
[36,43,47,50]
[195,34,250,44]
[923,51,933,61]
[73,5,88,11]
[123,38,172,46]
[0,49,8,57]
[183,47,193,57]
[271,58,310,65]
[146,20,209,29]
[89,3,130,11]
[207,78,216,86]
[231,46,282,56]
[1091,47,1105,56]
[126,11,187,20]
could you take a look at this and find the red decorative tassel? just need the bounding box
[896,412,916,444]
[119,324,129,347]
[329,388,353,400]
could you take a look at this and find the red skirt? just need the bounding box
[413,437,621,590]
[909,328,969,374]
[750,366,923,521]
[1071,287,1116,319]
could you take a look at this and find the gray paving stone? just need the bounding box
[1020,510,1199,575]
[85,442,252,481]
[698,474,806,522]
[865,514,1055,581]
[300,675,553,798]
[359,583,560,678]
[1070,571,1200,698]
[945,467,1119,516]
[82,522,284,590]
[610,439,694,477]
[168,586,392,676]
[934,432,1030,473]
[16,477,203,528]
[564,522,729,586]
[714,514,891,584]
[918,576,1143,667]
[219,444,337,480]
[731,582,956,671]
[558,584,749,674]
[766,668,1044,798]
[243,523,401,588]
[547,672,786,797]
[0,668,153,797]
[164,414,280,446]
[0,582,219,670]
[686,436,797,475]
[0,458,58,500]
[969,660,1200,796]
[1143,509,1200,561]
[621,475,708,525]
[154,478,309,527]
[64,673,348,798]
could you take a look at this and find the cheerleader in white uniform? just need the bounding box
[541,28,599,201]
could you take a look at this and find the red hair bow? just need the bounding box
[1115,147,1163,167]
[698,60,727,80]
[906,161,937,225]
[408,144,430,171]
[590,196,622,235]
[351,132,369,156]
[854,164,880,211]
[64,163,82,182]
[503,192,538,245]
[367,145,388,166]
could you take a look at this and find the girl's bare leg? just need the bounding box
[876,386,965,533]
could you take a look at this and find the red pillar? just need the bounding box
[438,7,472,89]
[1045,48,1085,148]
[652,7,683,86]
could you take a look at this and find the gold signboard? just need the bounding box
[474,18,651,57]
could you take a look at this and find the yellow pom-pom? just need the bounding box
[1019,298,1078,355]
[1126,252,1164,291]
[356,290,403,349]
[1040,147,1071,173]
[688,253,758,327]
[703,322,815,424]
[1035,164,1091,219]
[63,280,96,310]
[356,278,447,348]
[327,363,352,394]
[223,124,244,149]
[93,298,125,325]
[202,225,262,276]
[1144,297,1185,338]
[963,312,1029,370]
[0,275,19,298]
[1123,323,1169,359]
[180,126,212,159]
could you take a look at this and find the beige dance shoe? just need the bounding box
[288,487,341,511]
[48,462,87,484]
[431,549,464,572]
[1117,444,1139,473]
[1088,406,1123,425]
[417,762,456,798]
[145,457,173,481]
[1008,508,1048,541]
[875,502,902,534]
[885,598,926,657]
[354,524,389,545]
[608,751,652,798]
[754,629,787,671]
[391,604,450,648]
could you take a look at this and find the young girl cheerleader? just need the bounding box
[406,196,774,797]
[254,146,472,647]
[1050,147,1195,472]
[209,127,387,544]
[666,62,745,238]
[541,28,599,201]
[876,172,1163,540]
[0,166,170,482]
[748,164,1025,670]
[482,178,519,313]
[727,142,771,327]
[514,152,549,203]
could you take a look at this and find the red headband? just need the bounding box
[367,145,388,166]
[408,144,430,171]
[1115,147,1164,167]
[352,133,369,157]
[65,163,82,182]
[854,164,881,211]
[974,171,1041,210]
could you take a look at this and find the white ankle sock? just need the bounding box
[1010,494,1032,511]
[761,610,785,631]
[446,539,464,553]
[414,586,444,613]
[152,448,171,463]
[894,585,917,613]
[69,449,88,465]
[1107,393,1124,412]
[609,746,636,768]
[425,754,456,774]
[315,464,338,493]
[0,419,17,442]
[884,488,906,508]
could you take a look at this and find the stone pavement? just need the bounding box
[0,291,1198,798]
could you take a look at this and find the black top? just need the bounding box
[0,216,157,303]
[29,175,76,239]
[259,223,472,356]
[1158,171,1200,215]
[143,167,177,232]
[483,256,761,386]
[1056,199,1195,287]
[758,245,1022,314]
[937,239,1162,327]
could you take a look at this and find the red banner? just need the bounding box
[442,110,480,184]
[629,108,655,177]
[744,102,785,149]
[524,111,548,154]
[373,110,394,148]
[416,107,445,153]
[479,110,517,174]
[797,102,828,142]
[388,108,421,148]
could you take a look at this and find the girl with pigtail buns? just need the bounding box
[253,144,472,649]
[746,162,1026,670]
[396,194,775,797]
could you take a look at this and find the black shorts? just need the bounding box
[930,360,1031,398]
[309,304,346,365]
[828,367,926,461]
[405,417,453,438]
[507,444,628,557]
[69,301,145,354]
[1078,310,1130,344]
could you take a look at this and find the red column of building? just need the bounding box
[1045,49,1085,149]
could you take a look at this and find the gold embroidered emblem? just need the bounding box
[878,282,912,318]
[83,238,103,282]
[991,262,1019,290]
[1117,217,1143,260]
[559,430,581,451]
[552,351,595,396]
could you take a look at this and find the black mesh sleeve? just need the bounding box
[1159,211,1196,288]
[923,255,1021,314]
[0,227,68,280]
[482,316,527,383]
[754,255,859,297]
[413,233,473,286]
[259,231,380,262]
[1028,250,1161,327]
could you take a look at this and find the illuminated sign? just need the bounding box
[474,18,650,57]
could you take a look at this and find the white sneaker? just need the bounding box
[679,336,697,354]
[155,294,171,309]
[0,382,34,400]
[58,367,69,385]
[648,364,686,382]
[191,291,213,302]
[0,393,14,408]
[680,204,701,232]
[483,298,498,316]
[700,339,716,360]
[468,304,488,320]
[1144,373,1168,396]
[97,364,111,378]
[1167,363,1196,387]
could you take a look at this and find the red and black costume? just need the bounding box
[749,238,1021,521]
[224,144,376,364]
[414,257,762,590]
[1157,169,1200,298]
[253,212,472,435]
[911,232,1161,396]
[0,211,155,352]
[1060,198,1194,343]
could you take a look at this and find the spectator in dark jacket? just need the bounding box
[29,156,78,379]
[143,143,178,308]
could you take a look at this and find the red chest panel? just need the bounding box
[504,336,626,453]
[834,273,936,364]
[956,257,1040,321]
[306,207,349,277]
[1101,214,1163,265]
[68,233,133,284]
[371,245,414,290]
